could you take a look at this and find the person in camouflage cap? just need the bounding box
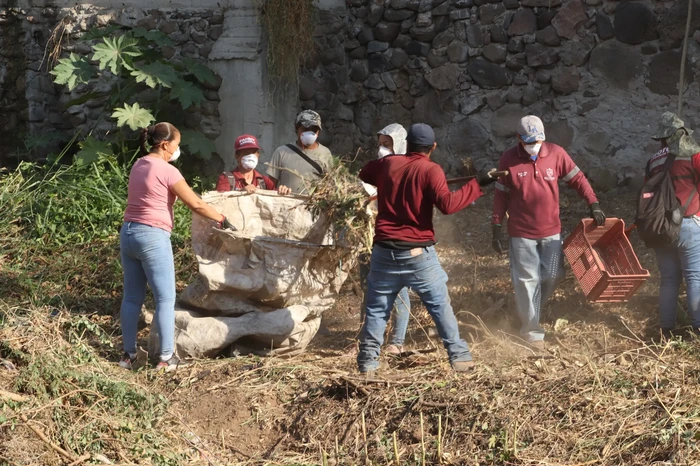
[265,110,334,194]
[645,111,700,339]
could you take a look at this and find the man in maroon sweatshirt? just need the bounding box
[492,116,605,350]
[357,123,496,373]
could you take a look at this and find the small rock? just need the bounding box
[504,0,520,9]
[506,88,522,103]
[522,0,562,6]
[613,1,657,45]
[486,92,506,111]
[365,74,386,90]
[357,27,375,45]
[554,318,569,332]
[466,24,484,47]
[551,66,580,95]
[483,43,508,63]
[455,0,473,7]
[381,72,398,91]
[410,23,440,41]
[433,30,456,48]
[595,12,614,40]
[467,59,513,88]
[537,10,556,30]
[559,39,593,66]
[551,0,587,40]
[522,85,539,105]
[158,21,179,35]
[506,52,527,70]
[525,43,560,67]
[368,1,385,26]
[508,8,537,36]
[350,62,370,82]
[405,40,431,56]
[459,96,484,115]
[584,131,610,154]
[447,41,469,63]
[491,25,508,43]
[390,48,410,67]
[427,49,449,67]
[513,74,529,85]
[508,37,525,53]
[367,40,390,53]
[384,8,415,21]
[426,63,461,89]
[416,12,432,27]
[208,25,223,41]
[299,76,317,100]
[479,3,506,25]
[350,46,368,59]
[536,25,561,46]
[450,9,471,21]
[647,49,694,96]
[433,1,451,16]
[536,69,552,83]
[374,22,402,42]
[368,53,393,73]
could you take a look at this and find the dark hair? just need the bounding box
[140,122,179,155]
[407,143,433,154]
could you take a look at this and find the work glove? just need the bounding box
[476,169,498,187]
[589,202,606,227]
[219,215,237,231]
[492,224,505,254]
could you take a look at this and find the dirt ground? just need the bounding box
[3,187,700,465]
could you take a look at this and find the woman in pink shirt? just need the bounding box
[119,122,234,372]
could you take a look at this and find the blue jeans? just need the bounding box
[509,235,564,342]
[654,218,700,330]
[357,245,471,372]
[359,253,411,346]
[120,222,176,360]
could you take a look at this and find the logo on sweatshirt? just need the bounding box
[517,171,528,177]
[544,168,555,181]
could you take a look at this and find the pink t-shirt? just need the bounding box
[123,156,184,232]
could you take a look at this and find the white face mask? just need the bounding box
[300,131,318,146]
[168,147,181,163]
[523,143,542,156]
[241,154,258,171]
[377,146,393,159]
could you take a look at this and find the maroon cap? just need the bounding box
[234,134,260,151]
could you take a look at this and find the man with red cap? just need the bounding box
[216,134,291,194]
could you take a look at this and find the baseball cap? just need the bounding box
[234,134,260,152]
[406,123,435,146]
[517,115,546,143]
[295,110,322,130]
[652,111,692,140]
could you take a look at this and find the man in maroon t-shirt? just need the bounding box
[492,116,605,350]
[357,123,497,373]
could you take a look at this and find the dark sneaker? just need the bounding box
[118,352,137,370]
[155,355,182,372]
[451,360,476,372]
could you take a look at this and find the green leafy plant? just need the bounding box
[50,25,217,161]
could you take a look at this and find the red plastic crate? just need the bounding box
[562,218,649,303]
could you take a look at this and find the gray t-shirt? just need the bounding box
[265,143,334,194]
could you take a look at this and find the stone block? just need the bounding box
[508,8,537,36]
[467,59,513,88]
[551,0,587,40]
[613,1,657,45]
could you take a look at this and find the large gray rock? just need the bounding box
[545,120,574,148]
[365,74,386,90]
[412,90,458,127]
[551,0,587,39]
[479,3,506,24]
[357,27,375,45]
[432,30,456,48]
[374,22,402,42]
[405,40,431,56]
[459,96,485,115]
[466,24,485,47]
[354,99,378,136]
[367,40,390,53]
[522,0,562,6]
[368,53,394,73]
[390,48,410,68]
[658,0,700,49]
[350,61,370,82]
[551,66,580,95]
[447,41,469,63]
[426,64,461,89]
[483,43,508,63]
[589,41,643,89]
[491,25,509,43]
[384,9,415,21]
[559,39,593,66]
[613,2,657,45]
[447,118,490,155]
[467,59,513,88]
[491,103,528,137]
[508,8,537,36]
[646,50,694,96]
[536,25,561,46]
[525,43,560,67]
[595,12,614,41]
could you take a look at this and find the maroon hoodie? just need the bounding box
[492,142,598,239]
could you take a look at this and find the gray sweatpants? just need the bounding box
[509,235,565,342]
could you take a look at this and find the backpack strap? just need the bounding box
[285,144,325,177]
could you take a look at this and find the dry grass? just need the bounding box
[3,188,700,465]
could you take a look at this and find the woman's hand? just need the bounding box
[243,184,257,194]
[278,185,292,195]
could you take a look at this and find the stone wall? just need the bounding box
[300,0,700,190]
